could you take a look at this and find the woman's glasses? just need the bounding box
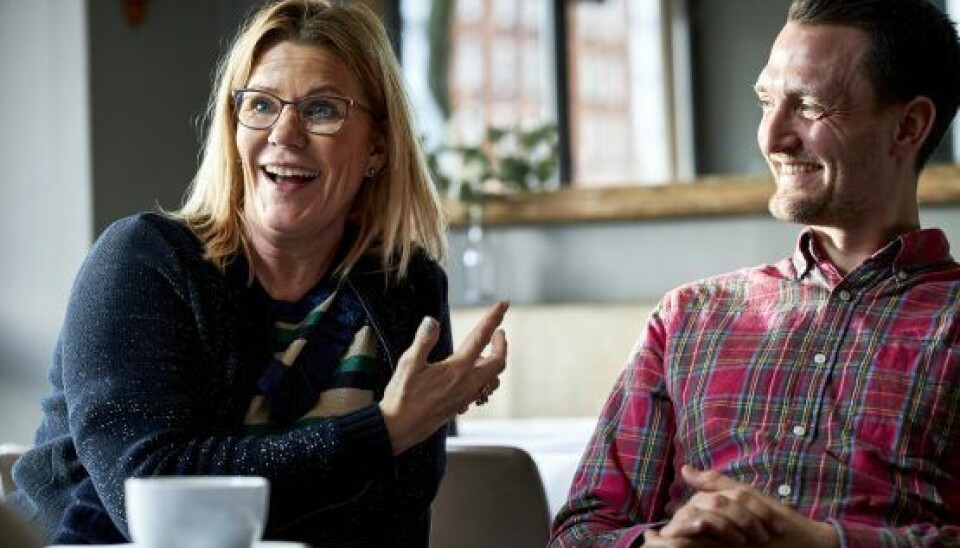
[233,88,373,135]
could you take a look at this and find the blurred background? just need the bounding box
[2,0,959,445]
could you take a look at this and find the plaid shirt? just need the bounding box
[551,228,960,547]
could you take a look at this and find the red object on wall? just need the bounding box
[122,0,149,27]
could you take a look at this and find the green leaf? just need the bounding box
[497,156,530,187]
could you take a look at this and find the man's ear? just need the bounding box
[891,96,936,161]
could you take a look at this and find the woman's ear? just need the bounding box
[366,132,388,176]
[891,96,936,161]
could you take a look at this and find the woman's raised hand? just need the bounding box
[380,301,509,455]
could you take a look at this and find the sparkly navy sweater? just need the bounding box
[8,213,452,547]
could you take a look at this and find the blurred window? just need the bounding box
[401,0,684,187]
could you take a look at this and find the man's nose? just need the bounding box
[758,105,801,155]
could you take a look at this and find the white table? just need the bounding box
[448,417,597,518]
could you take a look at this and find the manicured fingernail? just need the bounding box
[419,317,437,336]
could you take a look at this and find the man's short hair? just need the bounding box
[789,0,960,169]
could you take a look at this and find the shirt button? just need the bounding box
[792,425,807,437]
[838,290,852,302]
[896,271,909,281]
[813,353,827,365]
[777,484,792,497]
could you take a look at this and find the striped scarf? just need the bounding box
[244,283,381,429]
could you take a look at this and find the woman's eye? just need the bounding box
[303,99,339,120]
[756,98,774,112]
[249,97,276,114]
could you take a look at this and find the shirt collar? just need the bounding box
[890,228,952,269]
[789,227,952,280]
[790,230,817,280]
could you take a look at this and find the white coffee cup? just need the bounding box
[124,476,269,548]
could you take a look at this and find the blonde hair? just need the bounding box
[173,0,446,278]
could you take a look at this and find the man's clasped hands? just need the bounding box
[645,466,839,548]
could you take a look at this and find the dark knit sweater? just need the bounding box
[8,213,452,547]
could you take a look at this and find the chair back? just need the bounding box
[0,502,42,548]
[431,444,550,548]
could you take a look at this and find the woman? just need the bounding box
[7,1,507,545]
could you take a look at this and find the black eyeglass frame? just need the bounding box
[232,88,375,136]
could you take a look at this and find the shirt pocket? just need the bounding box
[827,342,960,464]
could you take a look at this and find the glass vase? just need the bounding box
[461,202,491,305]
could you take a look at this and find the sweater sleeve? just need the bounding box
[57,215,394,538]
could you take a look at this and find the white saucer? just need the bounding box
[48,542,307,548]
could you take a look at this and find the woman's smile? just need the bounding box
[262,164,320,187]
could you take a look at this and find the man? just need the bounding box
[550,0,960,546]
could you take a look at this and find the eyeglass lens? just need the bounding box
[235,90,350,135]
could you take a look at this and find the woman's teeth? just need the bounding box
[263,165,319,183]
[264,165,319,178]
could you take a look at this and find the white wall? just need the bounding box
[0,0,257,445]
[0,0,92,443]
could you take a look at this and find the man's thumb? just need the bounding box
[681,464,735,491]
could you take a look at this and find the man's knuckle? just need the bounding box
[701,495,723,511]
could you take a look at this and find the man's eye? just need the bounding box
[757,96,777,114]
[302,99,340,120]
[799,103,826,120]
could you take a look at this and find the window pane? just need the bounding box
[402,0,556,154]
[568,0,671,186]
[401,0,673,189]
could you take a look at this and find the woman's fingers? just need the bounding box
[488,326,508,362]
[470,328,507,405]
[455,301,509,360]
[474,328,507,372]
[382,302,510,454]
[396,316,441,375]
[475,377,501,405]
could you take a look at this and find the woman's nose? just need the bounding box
[268,105,308,148]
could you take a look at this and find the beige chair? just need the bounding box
[431,444,551,548]
[1,444,28,498]
[0,502,42,548]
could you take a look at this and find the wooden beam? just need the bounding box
[443,164,960,227]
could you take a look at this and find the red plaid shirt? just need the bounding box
[551,228,960,547]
